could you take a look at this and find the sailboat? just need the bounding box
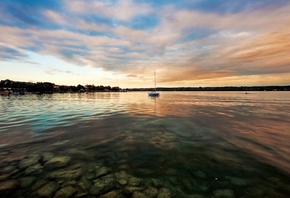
[148,71,160,97]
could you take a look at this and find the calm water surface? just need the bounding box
[1,92,290,197]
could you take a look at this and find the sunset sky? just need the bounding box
[1,0,290,88]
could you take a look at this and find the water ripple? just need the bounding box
[1,91,290,176]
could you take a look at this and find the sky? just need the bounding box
[1,0,290,88]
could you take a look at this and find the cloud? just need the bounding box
[44,68,76,76]
[44,10,68,26]
[148,3,290,83]
[0,45,28,61]
[127,74,137,78]
[66,0,153,21]
[1,0,290,86]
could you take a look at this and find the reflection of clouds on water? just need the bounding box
[1,92,290,197]
[1,92,290,178]
[215,118,290,175]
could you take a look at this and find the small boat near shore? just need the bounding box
[148,91,159,97]
[148,71,160,97]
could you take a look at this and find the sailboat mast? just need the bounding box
[154,71,156,91]
[148,71,159,97]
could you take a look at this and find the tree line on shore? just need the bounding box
[128,86,290,92]
[1,79,290,94]
[0,79,120,94]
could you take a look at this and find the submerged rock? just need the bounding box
[182,178,197,191]
[128,177,142,187]
[133,191,149,198]
[100,190,119,198]
[0,180,19,195]
[25,163,43,175]
[151,179,163,188]
[44,156,71,169]
[18,154,41,169]
[226,176,248,186]
[20,176,36,188]
[89,177,115,196]
[157,188,171,198]
[85,172,95,180]
[123,187,145,195]
[61,180,77,187]
[96,166,111,178]
[213,189,234,198]
[244,187,265,197]
[0,151,9,157]
[53,185,76,198]
[118,164,129,170]
[1,165,16,174]
[32,182,59,197]
[77,179,92,192]
[31,179,49,191]
[198,185,208,193]
[0,174,11,182]
[187,194,207,198]
[69,162,83,170]
[45,168,82,180]
[118,179,127,186]
[41,152,55,163]
[75,192,88,198]
[143,186,158,198]
[194,170,206,179]
[115,170,128,179]
[67,149,91,160]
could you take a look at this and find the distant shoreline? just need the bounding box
[1,79,290,95]
[126,86,290,92]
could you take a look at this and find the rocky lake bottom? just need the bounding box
[1,127,290,198]
[1,92,290,197]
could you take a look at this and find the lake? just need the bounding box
[0,91,290,197]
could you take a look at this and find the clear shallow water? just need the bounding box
[1,92,290,197]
